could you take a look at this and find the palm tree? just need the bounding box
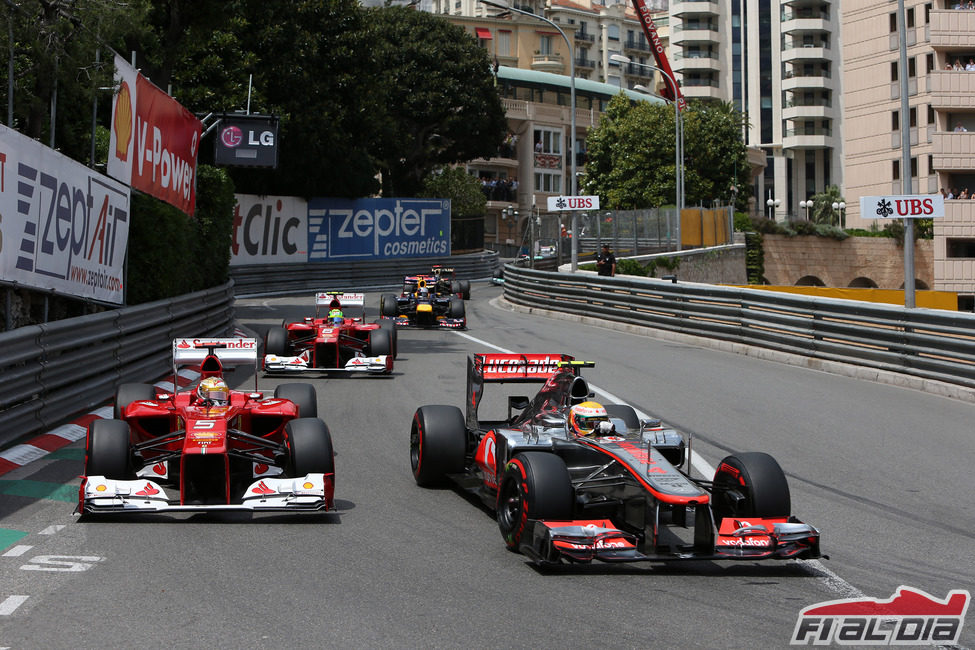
[809,185,844,226]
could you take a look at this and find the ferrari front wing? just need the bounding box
[79,473,335,513]
[263,353,392,375]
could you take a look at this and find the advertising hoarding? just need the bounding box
[230,194,308,265]
[0,125,131,304]
[858,195,945,219]
[214,115,279,168]
[108,53,202,216]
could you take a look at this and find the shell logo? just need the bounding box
[113,81,133,162]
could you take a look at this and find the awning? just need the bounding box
[476,27,492,40]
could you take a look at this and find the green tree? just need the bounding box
[582,97,749,210]
[809,185,844,225]
[418,166,486,218]
[365,7,507,197]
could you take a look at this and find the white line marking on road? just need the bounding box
[0,595,28,615]
[1,545,32,558]
[48,422,86,442]
[455,329,861,599]
[38,525,64,536]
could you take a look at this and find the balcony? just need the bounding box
[930,9,975,49]
[932,131,975,171]
[781,45,830,63]
[574,31,595,43]
[673,53,719,73]
[531,53,565,75]
[575,57,596,71]
[782,70,832,92]
[782,124,832,150]
[624,38,650,54]
[782,100,832,122]
[671,0,719,17]
[671,24,718,45]
[927,70,975,109]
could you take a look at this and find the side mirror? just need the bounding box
[507,395,529,421]
[640,418,662,430]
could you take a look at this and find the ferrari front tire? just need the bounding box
[286,418,335,477]
[711,452,791,521]
[368,328,392,357]
[264,327,289,357]
[410,405,466,486]
[376,319,398,358]
[85,419,131,478]
[497,452,573,551]
[275,383,318,419]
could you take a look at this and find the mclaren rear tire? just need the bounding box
[85,419,131,479]
[712,452,791,521]
[410,405,466,486]
[275,383,318,419]
[264,327,290,357]
[497,452,573,551]
[286,418,335,477]
[114,383,157,419]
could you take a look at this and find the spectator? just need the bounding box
[953,59,963,70]
[961,188,970,200]
[955,123,968,132]
[948,188,957,199]
[941,188,949,199]
[596,244,616,277]
[968,58,975,71]
[534,139,543,153]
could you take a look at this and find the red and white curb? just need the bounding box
[0,367,201,477]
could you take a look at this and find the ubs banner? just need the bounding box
[0,125,131,303]
[306,198,450,261]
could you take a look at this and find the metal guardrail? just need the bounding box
[503,265,975,390]
[0,282,235,448]
[230,251,501,297]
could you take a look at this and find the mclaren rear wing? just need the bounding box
[473,353,589,382]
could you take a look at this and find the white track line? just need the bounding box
[454,328,864,600]
[0,595,28,615]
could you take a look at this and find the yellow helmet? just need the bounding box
[197,376,229,405]
[569,401,610,437]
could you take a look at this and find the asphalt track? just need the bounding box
[0,283,973,648]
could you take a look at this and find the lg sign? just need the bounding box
[214,115,279,168]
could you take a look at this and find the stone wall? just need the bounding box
[761,235,934,289]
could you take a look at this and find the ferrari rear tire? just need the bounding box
[264,327,289,357]
[286,418,335,477]
[368,328,392,357]
[449,297,465,319]
[410,405,466,486]
[603,404,640,431]
[114,383,156,419]
[85,419,131,478]
[380,293,399,318]
[497,452,573,551]
[711,452,791,521]
[275,383,318,419]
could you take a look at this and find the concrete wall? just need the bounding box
[762,235,934,289]
[621,244,748,285]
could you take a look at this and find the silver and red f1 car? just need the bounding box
[263,292,396,375]
[79,337,335,514]
[410,353,821,565]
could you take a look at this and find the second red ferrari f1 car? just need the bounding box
[263,292,396,375]
[410,353,821,565]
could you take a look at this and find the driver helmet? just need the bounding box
[328,308,344,325]
[197,376,229,405]
[569,401,611,437]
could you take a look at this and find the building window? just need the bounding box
[533,128,561,154]
[891,61,898,82]
[907,7,915,28]
[893,159,900,181]
[539,35,553,55]
[927,53,934,73]
[947,239,975,258]
[534,171,562,193]
[910,106,917,128]
[498,30,511,57]
[928,154,934,174]
[908,56,916,78]
[889,12,897,33]
[925,3,932,24]
[928,104,935,125]
[911,156,918,177]
[892,111,900,131]
[608,24,619,41]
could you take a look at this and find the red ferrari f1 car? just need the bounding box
[79,337,335,514]
[410,353,821,565]
[263,292,396,375]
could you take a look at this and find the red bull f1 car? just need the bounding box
[380,277,466,329]
[79,337,335,514]
[263,292,395,375]
[410,353,821,565]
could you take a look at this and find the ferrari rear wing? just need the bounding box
[473,353,582,382]
[316,291,365,309]
[172,338,258,365]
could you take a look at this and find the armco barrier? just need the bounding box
[230,251,500,297]
[502,264,975,391]
[0,282,235,448]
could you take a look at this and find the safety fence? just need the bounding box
[0,282,235,448]
[502,264,975,391]
[230,250,501,297]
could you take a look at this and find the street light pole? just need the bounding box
[480,0,577,267]
[831,201,846,227]
[612,53,683,251]
[766,189,780,221]
[799,199,811,221]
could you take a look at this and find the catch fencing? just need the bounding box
[0,283,235,448]
[502,264,975,393]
